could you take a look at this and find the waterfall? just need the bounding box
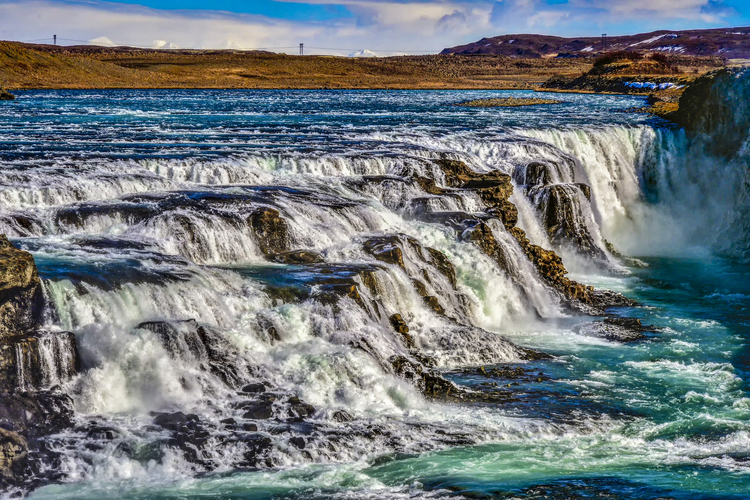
[14,342,27,392]
[6,87,749,495]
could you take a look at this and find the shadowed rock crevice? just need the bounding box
[514,160,610,263]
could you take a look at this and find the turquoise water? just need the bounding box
[1,90,748,499]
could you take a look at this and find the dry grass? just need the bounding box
[0,42,592,90]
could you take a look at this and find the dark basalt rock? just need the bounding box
[137,319,244,388]
[287,397,315,419]
[152,411,197,430]
[233,434,273,467]
[0,236,80,392]
[509,227,596,305]
[331,410,353,423]
[84,425,121,441]
[389,313,409,335]
[151,412,213,465]
[529,184,607,261]
[0,236,81,490]
[426,247,458,288]
[390,355,459,399]
[238,263,383,314]
[270,250,324,264]
[670,68,750,159]
[363,236,406,269]
[514,161,555,186]
[0,90,15,101]
[391,355,516,404]
[0,214,43,238]
[414,161,633,311]
[575,316,656,342]
[415,211,492,232]
[55,202,159,229]
[242,400,275,420]
[433,158,517,230]
[510,227,633,309]
[513,160,609,262]
[390,313,416,349]
[0,391,75,437]
[241,382,267,394]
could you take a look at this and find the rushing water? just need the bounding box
[1,88,749,499]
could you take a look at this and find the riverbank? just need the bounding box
[0,41,729,92]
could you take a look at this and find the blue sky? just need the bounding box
[1,0,748,55]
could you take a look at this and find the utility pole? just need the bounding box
[601,34,607,51]
[53,34,57,45]
[299,43,303,56]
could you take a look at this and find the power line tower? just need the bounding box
[299,43,303,56]
[54,35,57,45]
[601,34,607,51]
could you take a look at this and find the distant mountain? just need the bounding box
[348,49,379,58]
[441,27,750,59]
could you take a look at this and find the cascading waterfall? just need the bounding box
[2,87,750,500]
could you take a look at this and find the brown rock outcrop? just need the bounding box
[248,207,290,256]
[429,159,630,308]
[0,235,43,339]
[0,428,26,479]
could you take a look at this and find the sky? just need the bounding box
[1,0,749,55]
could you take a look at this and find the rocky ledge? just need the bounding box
[0,90,15,101]
[0,235,79,491]
[666,67,750,159]
[421,158,633,311]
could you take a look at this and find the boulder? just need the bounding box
[389,313,415,349]
[389,313,409,335]
[0,391,75,437]
[363,234,457,289]
[390,355,515,404]
[0,235,44,339]
[574,316,656,342]
[0,428,27,479]
[363,236,405,269]
[433,158,517,229]
[287,396,315,419]
[248,207,290,256]
[270,250,324,264]
[241,382,266,394]
[0,235,80,393]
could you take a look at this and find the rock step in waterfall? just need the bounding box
[0,152,658,493]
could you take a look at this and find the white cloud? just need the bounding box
[0,0,740,55]
[0,0,485,54]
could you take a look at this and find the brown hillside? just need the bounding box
[0,41,592,90]
[442,27,750,59]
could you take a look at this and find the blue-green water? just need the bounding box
[1,89,749,499]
